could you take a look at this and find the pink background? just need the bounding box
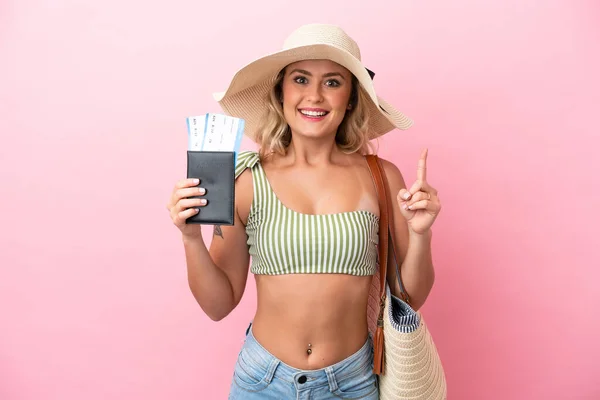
[1,0,599,399]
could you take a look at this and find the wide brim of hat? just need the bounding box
[212,44,413,142]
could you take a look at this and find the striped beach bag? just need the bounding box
[365,155,447,400]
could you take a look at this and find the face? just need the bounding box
[280,59,353,141]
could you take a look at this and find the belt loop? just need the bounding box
[264,358,279,383]
[325,366,338,392]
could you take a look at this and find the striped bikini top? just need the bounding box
[234,151,379,276]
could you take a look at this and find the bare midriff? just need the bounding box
[250,273,373,370]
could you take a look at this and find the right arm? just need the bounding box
[167,169,253,321]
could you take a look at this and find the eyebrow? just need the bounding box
[289,69,347,80]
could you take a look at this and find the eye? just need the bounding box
[325,79,341,87]
[293,76,308,84]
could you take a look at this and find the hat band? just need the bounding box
[366,68,375,80]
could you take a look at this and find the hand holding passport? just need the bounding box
[184,113,245,225]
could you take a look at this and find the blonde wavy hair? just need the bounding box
[254,68,375,160]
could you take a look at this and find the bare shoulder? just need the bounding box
[234,167,254,225]
[375,156,408,190]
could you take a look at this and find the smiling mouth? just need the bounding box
[299,109,329,117]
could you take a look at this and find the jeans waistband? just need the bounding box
[242,325,374,391]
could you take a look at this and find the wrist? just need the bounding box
[409,228,432,242]
[182,230,204,245]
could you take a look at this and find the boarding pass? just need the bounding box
[186,113,244,155]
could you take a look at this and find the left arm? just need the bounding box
[380,154,440,311]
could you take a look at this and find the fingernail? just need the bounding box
[404,193,411,200]
[200,199,207,205]
[193,178,199,184]
[199,187,206,195]
[403,203,408,210]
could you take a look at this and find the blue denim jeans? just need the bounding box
[228,324,379,399]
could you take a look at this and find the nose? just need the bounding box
[305,82,324,103]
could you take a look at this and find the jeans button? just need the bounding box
[298,375,307,384]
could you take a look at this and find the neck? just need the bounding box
[284,133,340,166]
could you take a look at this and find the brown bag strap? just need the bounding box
[365,155,388,375]
[365,155,410,374]
[366,155,410,301]
[366,155,389,308]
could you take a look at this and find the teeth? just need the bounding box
[300,110,327,117]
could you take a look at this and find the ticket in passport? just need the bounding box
[185,113,244,225]
[186,113,244,159]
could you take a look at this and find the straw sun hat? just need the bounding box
[213,23,413,141]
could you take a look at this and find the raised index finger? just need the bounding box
[417,148,428,182]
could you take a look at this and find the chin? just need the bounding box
[291,126,335,140]
[285,110,344,140]
[290,120,343,140]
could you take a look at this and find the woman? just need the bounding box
[167,24,441,399]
